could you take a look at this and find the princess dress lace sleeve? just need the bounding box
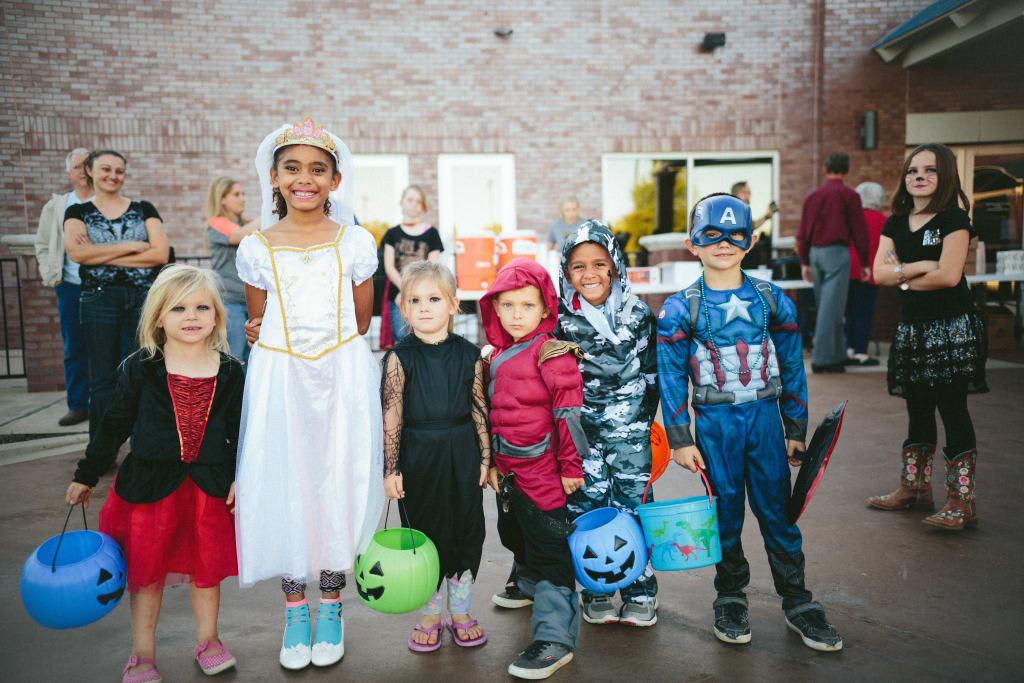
[345,225,380,286]
[235,233,268,290]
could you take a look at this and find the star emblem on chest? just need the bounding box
[717,294,753,324]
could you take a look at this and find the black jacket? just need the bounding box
[74,350,244,503]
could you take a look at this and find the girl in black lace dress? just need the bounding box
[381,261,491,651]
[867,143,987,531]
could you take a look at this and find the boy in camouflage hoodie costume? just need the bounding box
[556,219,660,626]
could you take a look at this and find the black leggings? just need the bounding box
[905,381,976,453]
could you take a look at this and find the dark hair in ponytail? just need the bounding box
[83,149,126,186]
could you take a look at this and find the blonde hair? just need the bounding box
[558,194,579,221]
[138,265,229,358]
[397,260,459,332]
[205,176,240,221]
[401,184,429,212]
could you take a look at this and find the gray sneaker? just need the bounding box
[784,602,843,652]
[713,597,751,644]
[508,640,574,680]
[619,599,657,627]
[582,595,619,624]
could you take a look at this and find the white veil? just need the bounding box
[254,122,356,230]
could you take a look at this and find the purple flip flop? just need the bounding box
[446,617,487,647]
[408,622,443,652]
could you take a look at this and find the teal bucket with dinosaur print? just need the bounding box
[637,468,721,571]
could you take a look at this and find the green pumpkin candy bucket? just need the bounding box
[354,502,439,614]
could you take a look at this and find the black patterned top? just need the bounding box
[64,200,162,290]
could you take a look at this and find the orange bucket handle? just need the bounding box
[642,463,715,508]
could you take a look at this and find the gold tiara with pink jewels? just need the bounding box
[274,117,337,155]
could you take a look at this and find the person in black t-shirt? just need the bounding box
[867,143,986,531]
[380,185,443,347]
[64,149,170,438]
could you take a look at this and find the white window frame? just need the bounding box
[437,153,517,244]
[352,154,409,226]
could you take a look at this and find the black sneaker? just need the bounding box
[492,584,534,609]
[713,597,751,644]
[784,602,843,652]
[58,409,89,427]
[508,640,574,680]
[811,363,846,374]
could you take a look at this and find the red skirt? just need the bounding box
[99,475,238,592]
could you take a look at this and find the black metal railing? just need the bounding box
[0,258,25,378]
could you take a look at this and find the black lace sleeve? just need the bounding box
[380,350,405,477]
[471,358,491,469]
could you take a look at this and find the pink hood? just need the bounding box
[480,258,560,350]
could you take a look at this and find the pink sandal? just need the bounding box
[194,640,237,675]
[122,655,162,683]
[446,617,487,647]
[407,621,443,652]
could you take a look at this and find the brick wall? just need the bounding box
[1,1,1020,387]
[1,0,944,257]
[14,255,64,391]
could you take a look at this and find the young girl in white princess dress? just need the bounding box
[233,117,384,670]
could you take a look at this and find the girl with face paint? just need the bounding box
[867,143,986,531]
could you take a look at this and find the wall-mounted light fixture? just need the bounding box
[494,27,513,38]
[701,33,726,52]
[860,111,878,150]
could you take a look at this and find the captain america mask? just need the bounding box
[689,195,754,250]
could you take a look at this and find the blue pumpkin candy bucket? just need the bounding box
[21,504,126,629]
[568,507,648,592]
[637,468,722,571]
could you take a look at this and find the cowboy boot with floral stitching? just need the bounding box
[867,441,935,510]
[922,448,977,530]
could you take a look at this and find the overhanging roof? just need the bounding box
[873,0,1024,67]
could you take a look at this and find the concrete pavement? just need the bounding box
[1,357,1023,681]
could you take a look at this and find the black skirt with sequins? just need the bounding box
[887,310,988,396]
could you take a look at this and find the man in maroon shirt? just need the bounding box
[797,152,870,373]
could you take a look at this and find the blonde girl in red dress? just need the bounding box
[66,264,245,683]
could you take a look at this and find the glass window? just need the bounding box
[602,152,779,255]
[437,154,516,243]
[352,154,409,232]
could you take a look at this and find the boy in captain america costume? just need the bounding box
[657,193,843,652]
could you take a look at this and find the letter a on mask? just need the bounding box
[719,207,737,225]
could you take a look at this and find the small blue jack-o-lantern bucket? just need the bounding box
[21,506,126,629]
[568,507,648,592]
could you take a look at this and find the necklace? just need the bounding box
[699,270,769,376]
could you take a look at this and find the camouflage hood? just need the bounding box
[558,219,632,343]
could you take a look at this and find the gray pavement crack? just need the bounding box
[0,396,64,428]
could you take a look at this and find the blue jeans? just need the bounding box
[389,298,409,343]
[843,280,877,355]
[55,281,89,411]
[80,285,147,438]
[224,300,250,366]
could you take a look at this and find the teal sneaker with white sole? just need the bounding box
[311,600,344,666]
[279,602,312,670]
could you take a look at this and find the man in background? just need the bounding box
[34,147,93,426]
[797,153,870,374]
